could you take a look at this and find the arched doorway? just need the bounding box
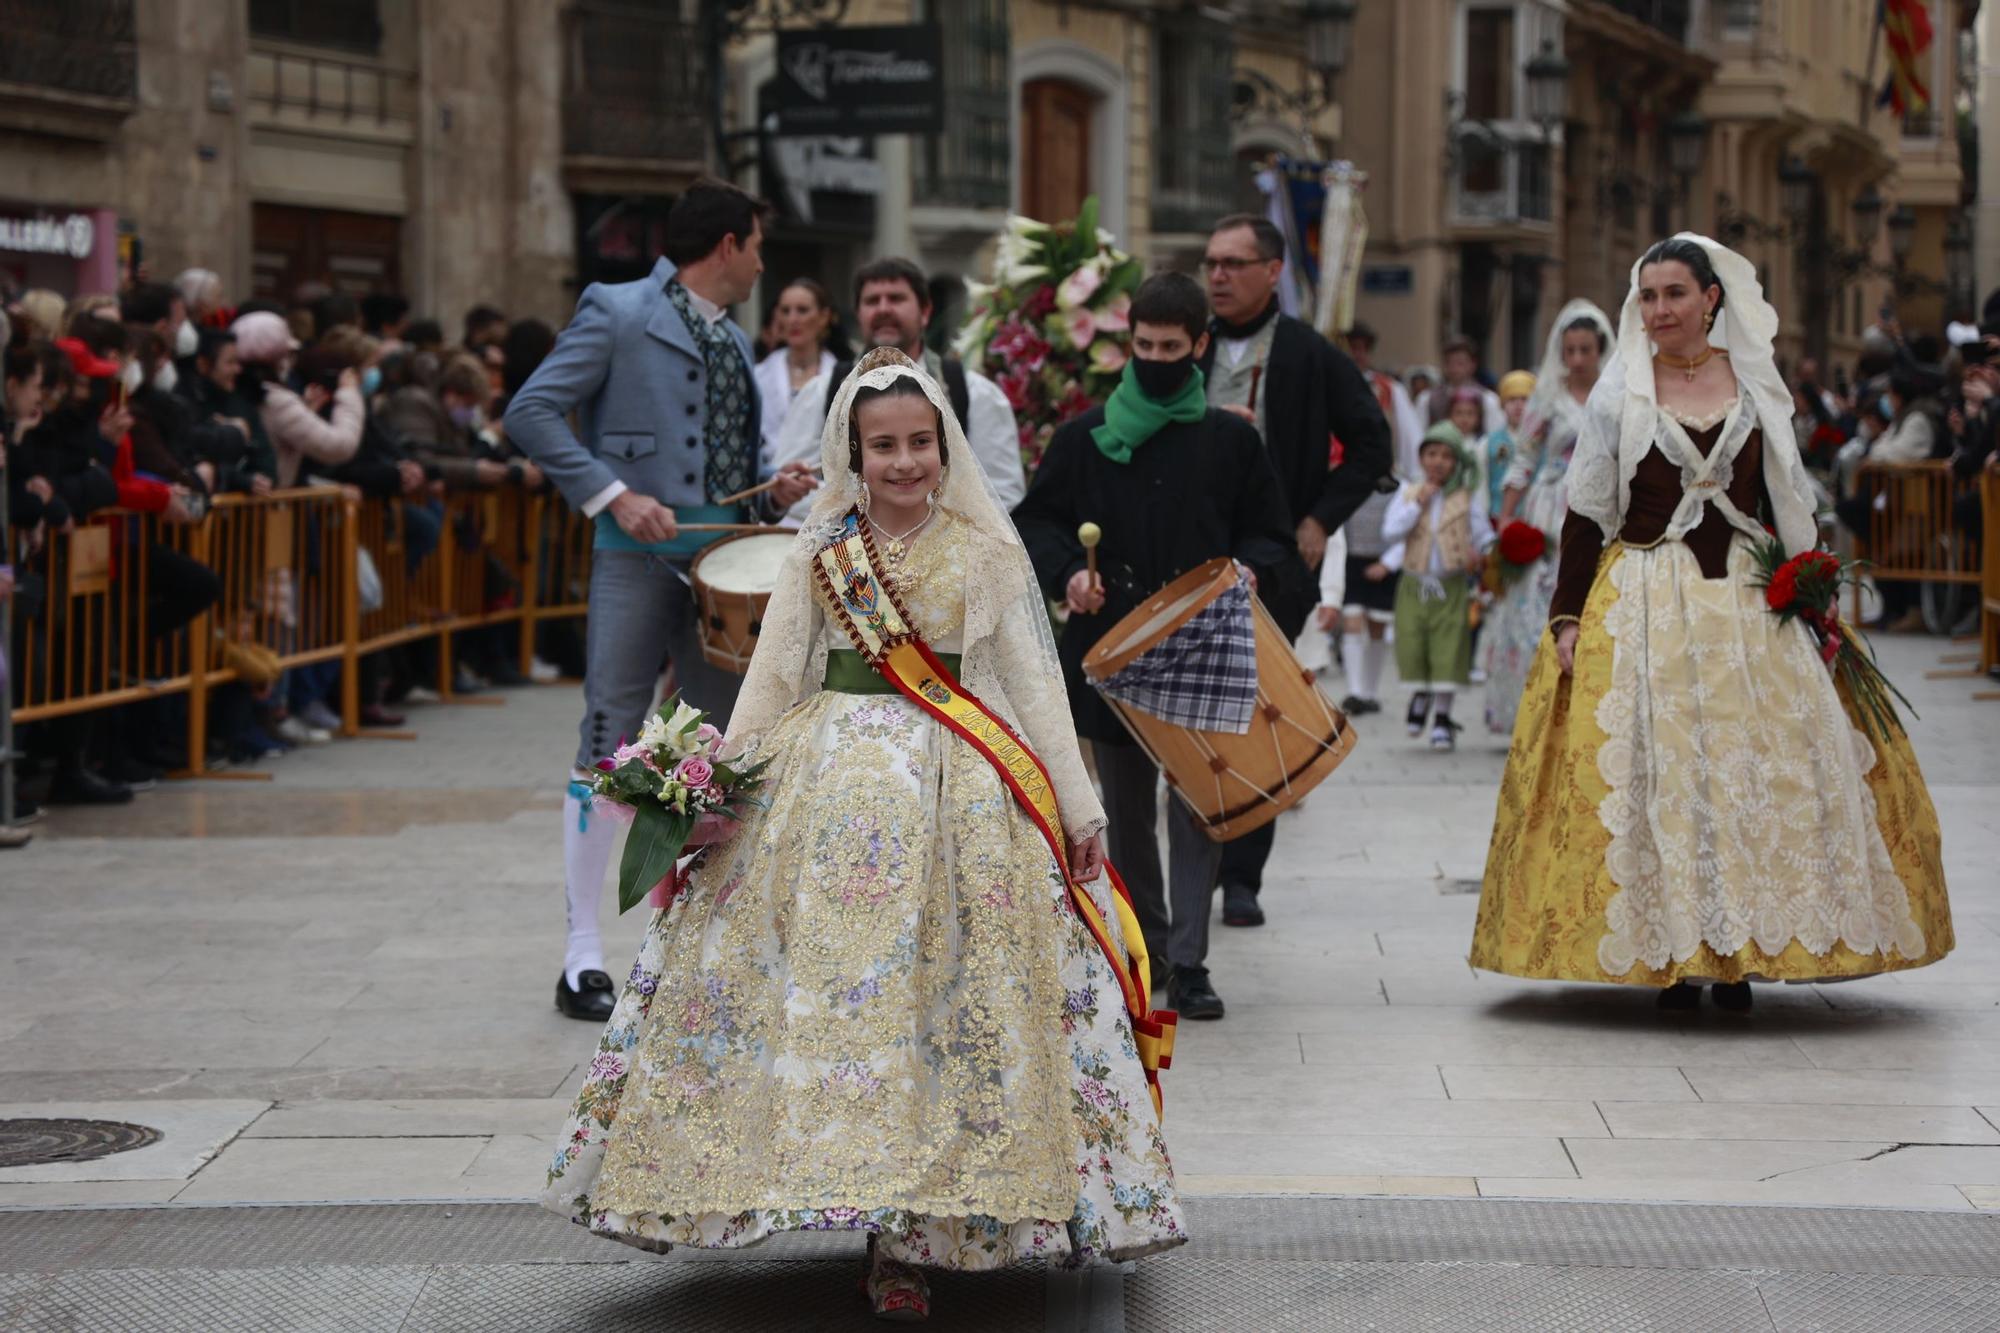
[1021,78,1096,225]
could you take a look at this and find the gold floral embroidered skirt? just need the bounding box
[1471,538,1952,985]
[543,688,1185,1268]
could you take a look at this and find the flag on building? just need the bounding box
[1878,0,1935,117]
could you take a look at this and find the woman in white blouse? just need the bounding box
[752,278,838,467]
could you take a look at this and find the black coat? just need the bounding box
[1013,406,1305,745]
[1202,313,1394,536]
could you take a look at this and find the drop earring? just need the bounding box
[1703,308,1715,332]
[860,480,872,516]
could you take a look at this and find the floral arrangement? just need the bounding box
[1483,520,1547,593]
[1748,538,1915,744]
[584,696,770,913]
[954,197,1145,472]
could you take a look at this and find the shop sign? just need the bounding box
[1362,265,1414,295]
[773,24,944,136]
[0,212,96,259]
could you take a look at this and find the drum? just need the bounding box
[1082,558,1356,841]
[689,531,793,673]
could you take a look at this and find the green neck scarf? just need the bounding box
[1091,360,1209,464]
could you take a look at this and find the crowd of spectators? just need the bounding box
[2,268,566,826]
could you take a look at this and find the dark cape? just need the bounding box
[1012,405,1306,746]
[1200,311,1395,541]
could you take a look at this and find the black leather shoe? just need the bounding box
[1656,981,1700,1012]
[1172,967,1225,1021]
[47,768,134,805]
[1710,981,1753,1012]
[1221,885,1265,927]
[556,969,616,1021]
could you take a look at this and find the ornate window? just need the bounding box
[914,0,1010,210]
[0,0,136,108]
[1152,13,1237,236]
[561,1,707,166]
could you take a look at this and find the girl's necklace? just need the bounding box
[1656,346,1721,383]
[871,508,933,567]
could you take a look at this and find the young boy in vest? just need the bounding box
[1381,421,1494,750]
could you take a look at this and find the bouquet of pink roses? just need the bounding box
[584,695,771,913]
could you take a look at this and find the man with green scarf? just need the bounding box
[1014,271,1305,1023]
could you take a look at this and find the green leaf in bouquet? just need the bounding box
[1075,195,1100,247]
[619,800,695,914]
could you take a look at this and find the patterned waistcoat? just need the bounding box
[1404,489,1474,575]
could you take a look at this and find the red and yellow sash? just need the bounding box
[813,510,1177,1118]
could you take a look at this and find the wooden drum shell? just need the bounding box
[1081,558,1356,842]
[690,532,786,675]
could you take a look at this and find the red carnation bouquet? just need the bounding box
[1748,537,1914,744]
[1484,520,1548,593]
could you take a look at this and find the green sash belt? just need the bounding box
[592,503,747,560]
[822,649,962,695]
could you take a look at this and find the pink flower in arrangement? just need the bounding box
[1062,304,1097,352]
[1057,262,1104,311]
[1088,338,1128,374]
[1023,285,1058,320]
[693,722,722,750]
[611,740,655,769]
[998,367,1034,412]
[1095,291,1131,333]
[1057,381,1094,421]
[674,756,714,789]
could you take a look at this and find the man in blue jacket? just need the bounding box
[507,176,817,1020]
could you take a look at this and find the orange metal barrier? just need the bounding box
[1981,470,2000,683]
[1849,461,1983,624]
[5,486,592,775]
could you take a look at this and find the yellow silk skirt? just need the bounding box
[1471,540,1953,985]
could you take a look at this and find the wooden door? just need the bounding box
[252,203,403,300]
[1021,78,1094,226]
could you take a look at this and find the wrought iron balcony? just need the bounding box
[1599,0,1693,44]
[561,2,709,172]
[0,0,137,140]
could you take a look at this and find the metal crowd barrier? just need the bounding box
[1980,470,2000,695]
[5,486,593,779]
[1849,460,1983,632]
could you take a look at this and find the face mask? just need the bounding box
[448,403,478,429]
[361,366,382,397]
[174,320,199,358]
[119,361,144,396]
[152,361,178,394]
[1132,354,1196,401]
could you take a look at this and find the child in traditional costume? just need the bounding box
[543,349,1184,1321]
[1382,421,1494,750]
[1471,235,1952,1011]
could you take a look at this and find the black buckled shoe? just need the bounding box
[556,969,617,1021]
[1710,981,1753,1012]
[1221,885,1265,928]
[1172,967,1225,1021]
[1656,980,1701,1012]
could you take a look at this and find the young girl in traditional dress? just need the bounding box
[1471,235,1953,1010]
[541,349,1184,1321]
[1479,300,1613,736]
[1382,421,1495,750]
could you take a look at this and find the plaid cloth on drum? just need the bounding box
[1095,579,1259,734]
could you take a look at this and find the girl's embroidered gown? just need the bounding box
[543,511,1185,1268]
[1471,404,1953,985]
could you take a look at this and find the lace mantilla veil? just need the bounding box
[1568,233,1819,556]
[1518,297,1615,451]
[722,348,1109,840]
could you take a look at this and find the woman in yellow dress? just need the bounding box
[542,350,1184,1321]
[1471,235,1952,1011]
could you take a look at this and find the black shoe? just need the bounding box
[1710,981,1753,1012]
[101,755,162,789]
[482,662,530,687]
[47,768,134,805]
[556,969,616,1021]
[1405,692,1432,736]
[1172,967,1225,1021]
[1338,694,1376,715]
[1221,885,1265,927]
[1656,981,1700,1012]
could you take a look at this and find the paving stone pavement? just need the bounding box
[0,633,1995,1327]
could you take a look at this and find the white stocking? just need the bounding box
[562,779,615,987]
[1359,636,1389,700]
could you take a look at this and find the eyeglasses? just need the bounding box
[1201,256,1274,275]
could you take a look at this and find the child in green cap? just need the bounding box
[1380,420,1495,750]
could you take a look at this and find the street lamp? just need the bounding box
[1944,214,1973,306]
[1667,110,1707,182]
[1303,0,1357,88]
[1524,39,1569,135]
[1850,185,1884,249]
[1778,156,1816,221]
[1887,204,1918,265]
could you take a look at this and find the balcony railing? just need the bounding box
[0,0,136,136]
[913,0,1010,211]
[1152,13,1238,235]
[1600,0,1693,44]
[1451,134,1555,227]
[247,47,415,129]
[561,2,708,168]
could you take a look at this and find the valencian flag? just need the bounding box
[1878,0,1935,117]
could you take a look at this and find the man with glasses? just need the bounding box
[1199,213,1393,930]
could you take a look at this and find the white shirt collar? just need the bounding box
[675,282,728,326]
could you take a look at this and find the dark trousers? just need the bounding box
[1219,821,1275,895]
[1094,741,1222,977]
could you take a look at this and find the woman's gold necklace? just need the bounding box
[1656,346,1721,383]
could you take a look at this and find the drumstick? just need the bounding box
[674,523,770,534]
[1247,366,1263,415]
[714,468,824,507]
[1077,522,1102,594]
